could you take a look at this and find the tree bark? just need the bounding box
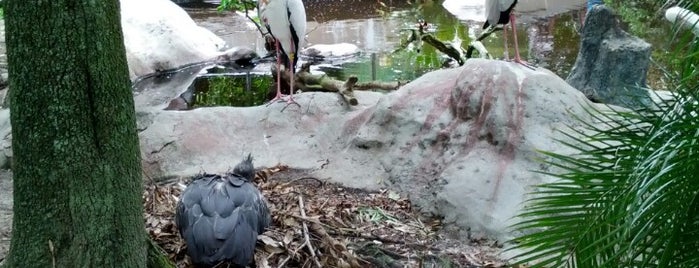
[3,1,149,267]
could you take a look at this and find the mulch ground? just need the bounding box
[144,165,509,268]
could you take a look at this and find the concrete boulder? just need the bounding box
[138,59,600,240]
[0,59,620,241]
[566,6,652,109]
[301,43,361,62]
[121,0,226,80]
[0,0,224,107]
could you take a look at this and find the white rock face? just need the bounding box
[301,43,361,59]
[138,59,603,240]
[121,0,226,80]
[442,0,585,24]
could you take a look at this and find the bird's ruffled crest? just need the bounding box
[232,154,255,181]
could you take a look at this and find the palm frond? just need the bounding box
[509,3,699,267]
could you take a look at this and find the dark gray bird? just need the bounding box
[176,155,271,267]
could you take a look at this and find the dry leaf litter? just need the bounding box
[143,164,508,268]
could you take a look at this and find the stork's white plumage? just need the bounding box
[258,0,306,105]
[482,0,529,66]
[484,0,517,30]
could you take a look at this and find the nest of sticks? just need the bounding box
[143,165,508,268]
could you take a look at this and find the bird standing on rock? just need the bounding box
[258,0,307,105]
[482,0,529,66]
[175,155,271,268]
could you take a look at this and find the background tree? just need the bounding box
[2,0,149,267]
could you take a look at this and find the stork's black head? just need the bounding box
[232,154,255,181]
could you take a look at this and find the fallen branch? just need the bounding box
[394,21,465,65]
[465,26,501,59]
[273,64,404,106]
[421,34,464,65]
[395,20,501,65]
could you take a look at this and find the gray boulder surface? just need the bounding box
[138,59,597,240]
[566,5,652,109]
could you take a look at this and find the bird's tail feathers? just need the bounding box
[232,154,255,181]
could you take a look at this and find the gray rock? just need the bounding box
[122,0,226,81]
[0,170,12,262]
[137,59,604,240]
[0,110,11,170]
[566,6,652,109]
[131,46,259,112]
[0,59,657,241]
[300,43,361,64]
[0,20,8,109]
[0,0,226,109]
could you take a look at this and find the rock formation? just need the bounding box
[566,6,652,109]
[136,59,605,240]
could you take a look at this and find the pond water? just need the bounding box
[184,0,670,89]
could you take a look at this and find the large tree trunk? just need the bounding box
[3,1,147,267]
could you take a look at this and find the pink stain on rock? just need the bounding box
[400,62,531,202]
[452,63,529,206]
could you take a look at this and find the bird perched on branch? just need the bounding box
[481,0,529,66]
[176,155,271,267]
[258,0,307,105]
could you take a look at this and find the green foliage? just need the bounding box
[147,238,175,268]
[510,4,699,268]
[358,207,398,223]
[603,0,698,90]
[194,75,272,107]
[604,0,666,35]
[218,0,256,12]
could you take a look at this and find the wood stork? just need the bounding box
[483,0,529,66]
[176,155,271,267]
[258,0,307,105]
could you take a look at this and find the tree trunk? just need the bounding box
[3,1,147,267]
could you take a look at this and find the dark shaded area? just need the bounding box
[191,72,273,108]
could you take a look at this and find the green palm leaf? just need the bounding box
[509,2,699,267]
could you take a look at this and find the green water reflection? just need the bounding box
[323,1,670,90]
[193,74,273,107]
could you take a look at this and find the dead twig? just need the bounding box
[298,196,322,268]
[277,240,307,268]
[241,0,267,37]
[327,228,434,251]
[279,177,324,188]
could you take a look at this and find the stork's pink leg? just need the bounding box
[285,42,299,106]
[503,24,510,60]
[509,11,533,68]
[268,39,287,104]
